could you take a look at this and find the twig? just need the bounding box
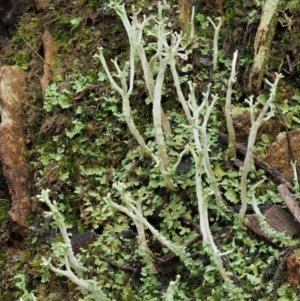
[16,25,47,65]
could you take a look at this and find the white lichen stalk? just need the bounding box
[207,17,222,73]
[183,84,234,283]
[94,2,180,190]
[38,190,107,301]
[167,15,233,279]
[104,182,191,268]
[239,73,283,220]
[165,275,181,301]
[225,50,238,159]
[97,4,236,284]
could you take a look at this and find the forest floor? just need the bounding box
[1,0,300,300]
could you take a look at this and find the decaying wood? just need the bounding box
[248,0,280,95]
[287,253,300,290]
[0,66,31,234]
[41,29,57,96]
[277,184,300,224]
[264,205,300,236]
[245,205,300,242]
[178,0,192,36]
[34,0,44,11]
[245,215,271,241]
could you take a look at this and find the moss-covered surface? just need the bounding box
[1,0,300,300]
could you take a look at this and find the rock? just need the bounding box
[264,128,300,180]
[287,253,300,290]
[233,110,283,144]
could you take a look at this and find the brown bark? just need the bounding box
[245,205,300,242]
[178,0,192,36]
[0,66,31,234]
[277,184,300,224]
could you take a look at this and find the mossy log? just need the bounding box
[0,66,31,234]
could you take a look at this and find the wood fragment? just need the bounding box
[245,205,300,242]
[0,66,32,234]
[277,184,300,224]
[264,205,300,236]
[245,214,272,241]
[248,0,280,95]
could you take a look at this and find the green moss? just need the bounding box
[0,198,9,222]
[0,252,7,269]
